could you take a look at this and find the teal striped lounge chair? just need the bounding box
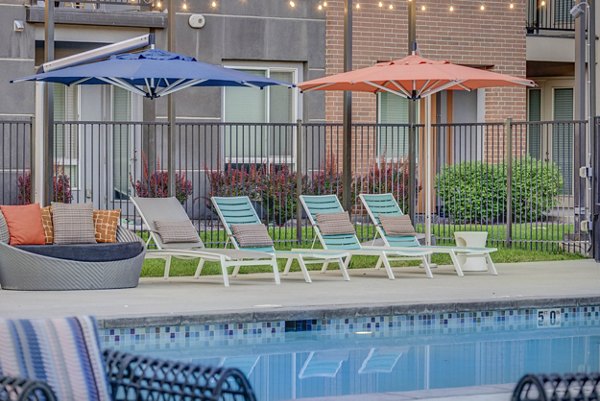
[299,194,434,279]
[131,196,280,287]
[359,193,498,276]
[211,196,350,282]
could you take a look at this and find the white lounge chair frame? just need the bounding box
[358,193,498,276]
[211,196,351,283]
[299,195,434,279]
[131,197,280,287]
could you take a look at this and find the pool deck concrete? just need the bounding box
[1,259,598,401]
[1,259,598,326]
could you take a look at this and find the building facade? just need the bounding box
[0,0,590,216]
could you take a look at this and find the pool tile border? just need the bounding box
[99,296,600,349]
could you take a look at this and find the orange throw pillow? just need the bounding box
[40,206,54,244]
[0,204,45,245]
[93,209,121,243]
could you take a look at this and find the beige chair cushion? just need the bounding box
[51,202,97,245]
[316,212,355,235]
[154,220,199,243]
[231,224,274,248]
[378,214,417,236]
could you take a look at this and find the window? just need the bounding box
[53,84,79,188]
[527,88,542,159]
[377,92,410,160]
[223,67,297,167]
[112,87,132,200]
[552,88,573,194]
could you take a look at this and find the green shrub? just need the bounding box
[436,161,507,223]
[436,157,562,223]
[511,157,563,221]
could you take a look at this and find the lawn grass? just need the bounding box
[140,225,585,278]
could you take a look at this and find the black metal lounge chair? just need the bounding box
[0,316,257,401]
[512,372,600,401]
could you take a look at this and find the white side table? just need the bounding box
[453,231,488,272]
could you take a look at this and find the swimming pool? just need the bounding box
[102,305,600,400]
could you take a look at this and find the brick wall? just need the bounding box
[323,0,528,170]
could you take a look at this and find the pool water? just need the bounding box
[106,308,600,401]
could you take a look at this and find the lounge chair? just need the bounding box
[359,193,498,276]
[211,196,350,282]
[0,223,145,291]
[0,316,257,401]
[131,196,280,286]
[299,194,434,279]
[358,346,409,374]
[298,350,350,379]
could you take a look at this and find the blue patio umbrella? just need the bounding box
[12,48,293,98]
[12,48,293,201]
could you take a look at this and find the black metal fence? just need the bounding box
[527,0,575,33]
[0,120,32,207]
[0,119,585,253]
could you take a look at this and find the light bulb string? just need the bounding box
[149,0,515,12]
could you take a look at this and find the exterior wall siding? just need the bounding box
[323,0,528,167]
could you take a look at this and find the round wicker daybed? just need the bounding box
[0,226,145,291]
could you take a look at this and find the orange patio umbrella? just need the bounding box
[299,54,534,99]
[298,54,535,245]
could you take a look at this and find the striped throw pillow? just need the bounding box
[93,209,121,243]
[0,210,8,243]
[231,224,274,248]
[41,206,54,244]
[316,212,355,235]
[154,220,198,243]
[0,316,112,401]
[378,214,416,236]
[51,202,97,244]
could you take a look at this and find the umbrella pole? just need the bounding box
[425,96,432,247]
[167,0,176,198]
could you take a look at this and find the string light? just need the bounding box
[540,0,545,5]
[449,4,454,11]
[378,1,383,6]
[509,2,514,8]
[155,0,162,7]
[289,0,295,7]
[322,1,327,6]
[479,4,485,10]
[211,0,217,7]
[318,3,323,9]
[420,4,425,10]
[388,3,393,9]
[181,1,188,10]
[355,3,360,9]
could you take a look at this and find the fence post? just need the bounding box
[505,118,513,247]
[29,116,36,204]
[296,119,303,245]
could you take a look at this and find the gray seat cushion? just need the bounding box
[15,242,144,262]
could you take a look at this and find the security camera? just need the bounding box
[570,2,586,18]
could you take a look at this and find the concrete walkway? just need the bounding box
[1,259,597,401]
[1,259,598,325]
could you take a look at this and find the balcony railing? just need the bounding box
[527,0,575,33]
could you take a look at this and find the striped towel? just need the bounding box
[0,316,111,401]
